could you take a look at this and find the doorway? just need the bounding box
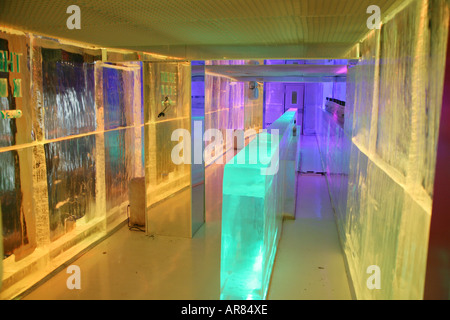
[284,84,304,133]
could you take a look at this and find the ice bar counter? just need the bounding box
[220,109,298,300]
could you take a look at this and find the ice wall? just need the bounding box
[317,0,449,299]
[0,28,144,298]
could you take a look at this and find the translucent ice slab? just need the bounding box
[220,109,297,300]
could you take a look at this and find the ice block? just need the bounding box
[144,61,193,238]
[220,109,296,300]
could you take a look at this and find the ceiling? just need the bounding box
[0,0,404,60]
[203,64,348,82]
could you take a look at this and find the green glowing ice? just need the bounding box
[220,109,297,300]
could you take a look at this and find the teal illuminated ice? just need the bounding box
[220,109,297,300]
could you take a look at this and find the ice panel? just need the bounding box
[263,83,284,128]
[344,66,356,137]
[44,134,96,242]
[42,49,96,139]
[353,30,378,148]
[283,132,300,218]
[144,61,192,237]
[102,66,139,130]
[244,82,263,132]
[348,156,405,300]
[420,0,449,197]
[0,30,33,147]
[315,107,351,226]
[393,192,431,299]
[0,148,35,259]
[376,1,417,176]
[104,129,132,212]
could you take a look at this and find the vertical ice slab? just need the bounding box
[220,109,296,300]
[144,61,193,238]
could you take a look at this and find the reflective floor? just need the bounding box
[267,174,352,299]
[298,135,324,173]
[22,135,351,300]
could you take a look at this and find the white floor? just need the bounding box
[22,135,352,300]
[267,174,352,300]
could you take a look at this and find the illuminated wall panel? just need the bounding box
[317,0,449,300]
[0,28,144,299]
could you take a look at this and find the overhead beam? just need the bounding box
[122,43,360,61]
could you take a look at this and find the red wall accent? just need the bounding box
[424,27,450,300]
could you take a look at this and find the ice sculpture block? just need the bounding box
[220,109,297,300]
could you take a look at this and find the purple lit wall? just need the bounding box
[263,82,284,128]
[262,59,347,134]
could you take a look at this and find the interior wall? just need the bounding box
[0,28,144,299]
[317,0,449,299]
